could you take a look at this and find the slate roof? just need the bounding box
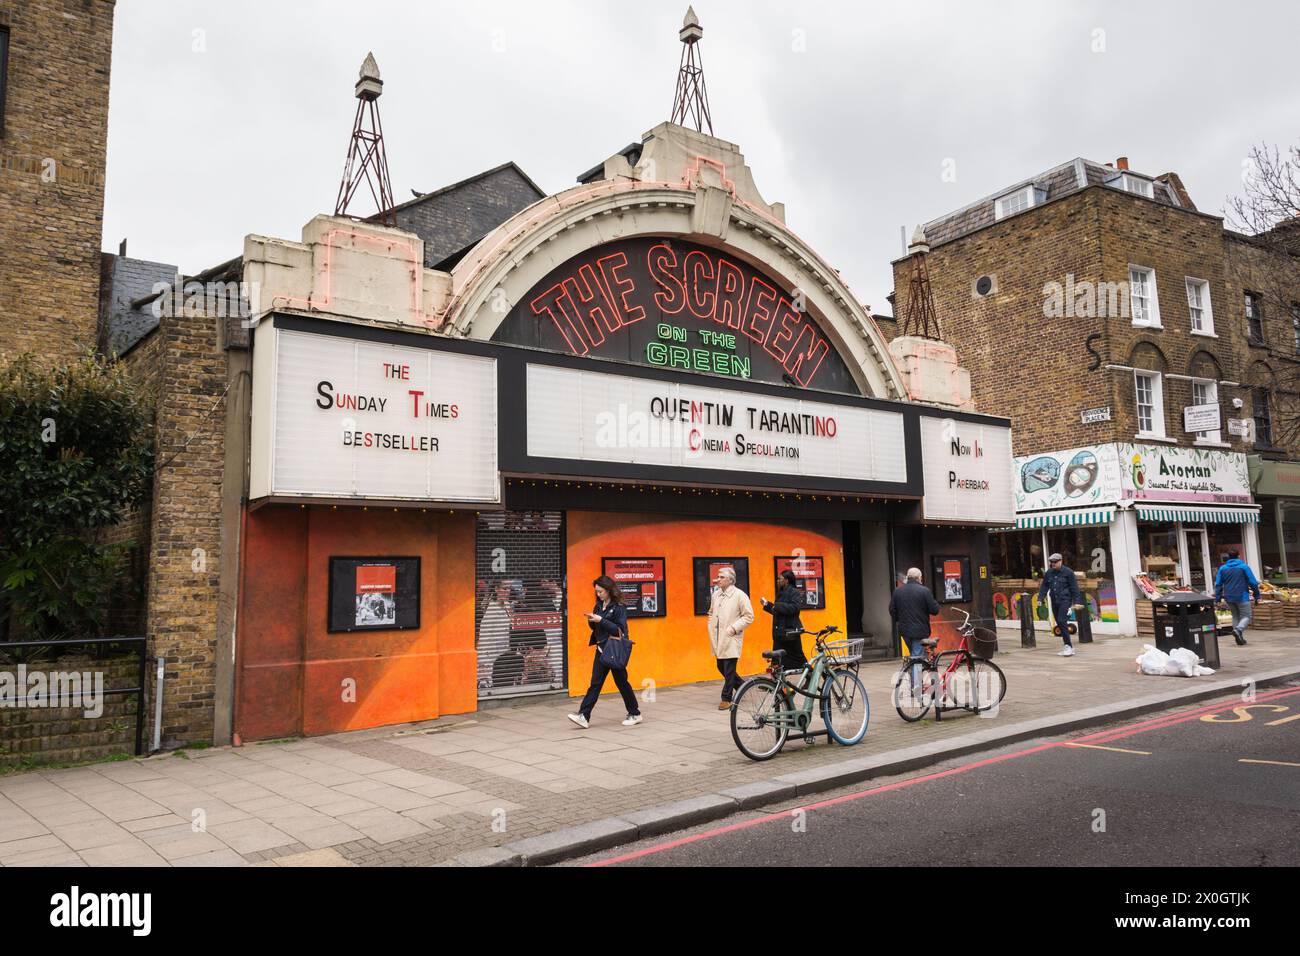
[383,161,546,269]
[921,158,1188,248]
[101,254,178,356]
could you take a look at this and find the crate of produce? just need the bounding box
[1251,601,1285,629]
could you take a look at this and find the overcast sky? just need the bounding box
[103,0,1300,314]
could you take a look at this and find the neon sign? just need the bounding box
[494,237,857,393]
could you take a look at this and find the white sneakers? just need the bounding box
[567,712,643,728]
[1057,645,1075,657]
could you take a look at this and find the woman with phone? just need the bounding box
[567,575,643,729]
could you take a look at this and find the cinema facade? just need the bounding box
[216,123,1014,741]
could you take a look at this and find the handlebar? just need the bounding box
[787,625,840,640]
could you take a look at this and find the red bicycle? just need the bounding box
[892,609,1007,722]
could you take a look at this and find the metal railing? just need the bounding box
[0,635,149,757]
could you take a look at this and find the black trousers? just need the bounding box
[578,651,640,718]
[1052,600,1073,647]
[773,636,808,671]
[716,657,744,701]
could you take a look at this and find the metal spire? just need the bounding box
[670,6,714,135]
[334,52,396,227]
[900,225,943,340]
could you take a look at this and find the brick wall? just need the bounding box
[0,0,115,362]
[894,184,1300,459]
[0,653,142,768]
[145,309,229,746]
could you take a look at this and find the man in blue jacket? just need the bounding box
[1214,549,1260,646]
[1038,553,1083,657]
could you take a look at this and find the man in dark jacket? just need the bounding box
[1038,553,1083,657]
[1214,549,1260,646]
[890,568,940,689]
[760,569,808,671]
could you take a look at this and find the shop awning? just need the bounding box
[1014,506,1115,529]
[1134,504,1260,523]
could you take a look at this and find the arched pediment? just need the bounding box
[443,178,904,399]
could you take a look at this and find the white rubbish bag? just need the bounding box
[1169,646,1215,677]
[1135,643,1215,677]
[1135,644,1172,675]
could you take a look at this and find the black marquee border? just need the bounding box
[269,313,1008,500]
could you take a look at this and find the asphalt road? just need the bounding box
[572,681,1300,867]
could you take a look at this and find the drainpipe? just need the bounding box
[152,656,165,752]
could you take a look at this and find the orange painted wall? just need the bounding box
[236,506,477,740]
[565,511,846,697]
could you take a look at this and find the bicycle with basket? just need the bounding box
[729,624,870,761]
[891,609,1007,722]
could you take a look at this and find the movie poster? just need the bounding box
[931,555,971,605]
[693,557,751,615]
[328,557,421,632]
[773,556,827,610]
[602,557,667,619]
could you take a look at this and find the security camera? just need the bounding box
[1231,397,1244,409]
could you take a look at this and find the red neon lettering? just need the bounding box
[684,250,716,320]
[765,296,802,364]
[561,265,620,348]
[599,252,645,325]
[742,277,778,345]
[715,258,746,328]
[784,323,831,386]
[648,242,685,314]
[530,282,589,355]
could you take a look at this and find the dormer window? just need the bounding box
[1117,173,1154,198]
[994,185,1044,220]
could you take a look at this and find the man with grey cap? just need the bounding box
[1038,552,1083,656]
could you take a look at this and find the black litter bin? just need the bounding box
[1150,592,1221,670]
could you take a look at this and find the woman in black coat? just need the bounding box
[760,569,809,670]
[567,575,643,729]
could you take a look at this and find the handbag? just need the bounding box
[598,626,634,669]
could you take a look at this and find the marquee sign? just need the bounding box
[920,418,1014,523]
[524,363,907,486]
[493,237,860,393]
[250,329,499,502]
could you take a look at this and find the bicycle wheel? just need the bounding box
[969,657,1007,713]
[930,650,972,712]
[821,668,869,745]
[730,677,792,761]
[892,660,933,722]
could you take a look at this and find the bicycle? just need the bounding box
[892,609,1007,722]
[729,625,870,761]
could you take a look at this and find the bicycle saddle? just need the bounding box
[762,649,787,661]
[920,638,938,647]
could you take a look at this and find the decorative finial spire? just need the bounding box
[356,51,382,98]
[335,52,396,226]
[670,6,713,135]
[907,224,930,255]
[900,224,941,340]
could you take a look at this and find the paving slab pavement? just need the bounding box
[1,630,1298,867]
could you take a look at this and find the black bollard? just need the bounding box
[1018,593,1036,648]
[1075,605,1094,643]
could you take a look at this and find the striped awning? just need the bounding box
[1015,507,1115,529]
[1134,504,1260,524]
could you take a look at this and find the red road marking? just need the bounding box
[586,683,1300,867]
[1075,686,1300,745]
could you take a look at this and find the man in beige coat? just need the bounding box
[708,566,754,709]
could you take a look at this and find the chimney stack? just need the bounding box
[1116,156,1130,171]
